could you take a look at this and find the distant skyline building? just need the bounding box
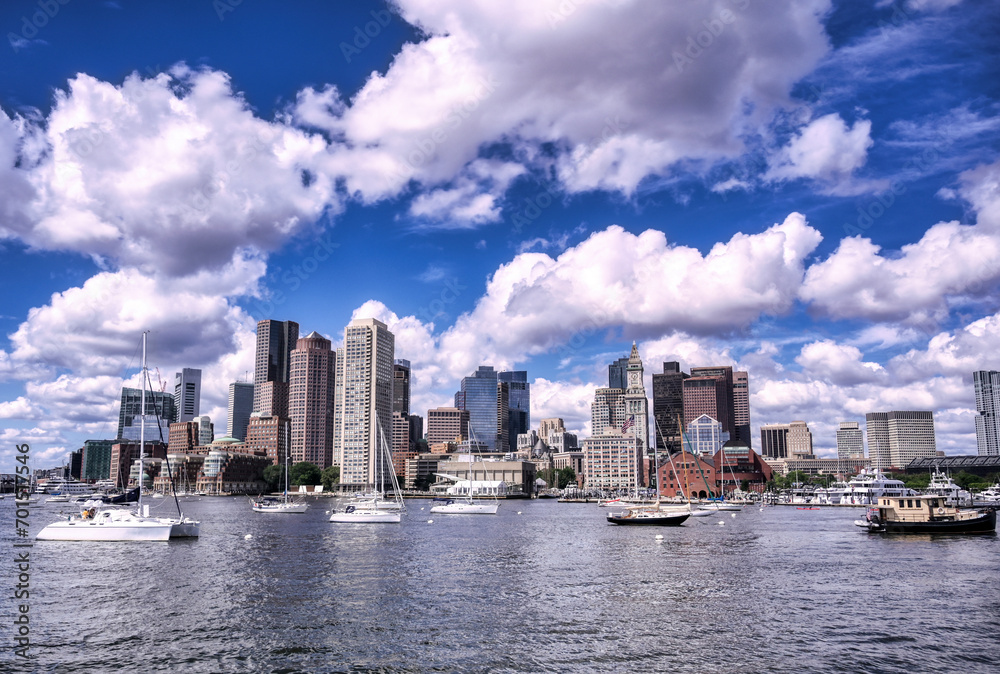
[227,382,254,441]
[427,407,470,445]
[591,387,625,438]
[689,366,735,440]
[116,387,176,439]
[687,414,725,456]
[682,376,727,432]
[622,343,650,454]
[608,356,629,390]
[193,415,214,446]
[289,331,336,469]
[652,361,688,453]
[393,360,411,415]
[974,370,1000,456]
[866,411,937,470]
[787,421,814,459]
[733,371,751,447]
[253,319,299,418]
[173,368,202,423]
[456,366,504,451]
[339,317,394,488]
[836,421,865,459]
[760,423,788,459]
[499,370,530,455]
[82,439,114,482]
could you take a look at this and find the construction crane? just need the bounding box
[153,367,167,393]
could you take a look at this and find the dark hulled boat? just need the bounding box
[857,495,996,534]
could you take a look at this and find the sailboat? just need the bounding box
[429,428,500,515]
[251,421,308,513]
[37,333,177,542]
[607,420,689,526]
[329,422,404,523]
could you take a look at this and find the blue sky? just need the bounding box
[2,0,999,469]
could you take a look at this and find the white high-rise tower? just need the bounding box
[337,318,395,489]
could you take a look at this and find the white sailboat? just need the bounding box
[251,422,308,513]
[37,333,176,542]
[330,422,404,523]
[429,429,500,515]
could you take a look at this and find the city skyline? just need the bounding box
[1,1,999,471]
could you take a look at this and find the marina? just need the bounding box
[6,495,998,672]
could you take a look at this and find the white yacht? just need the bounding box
[921,470,972,505]
[840,469,916,505]
[978,483,1000,503]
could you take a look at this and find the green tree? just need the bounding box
[414,473,434,491]
[289,461,321,486]
[557,466,576,489]
[262,464,285,492]
[321,465,340,491]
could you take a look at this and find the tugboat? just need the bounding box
[856,495,996,534]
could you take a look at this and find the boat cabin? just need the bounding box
[876,496,978,524]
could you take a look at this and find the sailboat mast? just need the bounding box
[138,331,146,510]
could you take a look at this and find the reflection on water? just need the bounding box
[2,498,998,672]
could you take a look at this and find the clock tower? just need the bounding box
[623,342,649,454]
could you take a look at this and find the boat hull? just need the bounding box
[875,509,996,534]
[251,503,309,513]
[429,502,499,514]
[607,511,690,526]
[329,510,401,523]
[36,519,172,541]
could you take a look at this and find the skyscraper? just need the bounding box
[760,424,788,459]
[338,318,394,488]
[456,366,505,451]
[289,331,336,468]
[253,319,299,418]
[499,370,530,454]
[427,407,470,445]
[591,387,625,437]
[787,421,814,459]
[173,368,202,423]
[974,370,1000,456]
[227,382,254,441]
[116,387,176,439]
[608,356,629,390]
[392,359,415,474]
[393,360,411,415]
[866,411,936,470]
[836,421,864,459]
[733,371,751,447]
[682,376,728,431]
[652,361,688,453]
[689,366,735,440]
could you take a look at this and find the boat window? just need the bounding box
[898,500,904,507]
[907,499,913,508]
[915,500,921,508]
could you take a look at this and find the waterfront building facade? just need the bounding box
[582,428,642,492]
[253,319,299,418]
[339,318,395,489]
[656,449,717,499]
[289,331,336,468]
[974,370,1000,456]
[227,382,254,441]
[427,407,470,445]
[245,414,289,465]
[173,368,202,423]
[836,421,865,459]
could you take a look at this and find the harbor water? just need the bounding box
[3,497,998,673]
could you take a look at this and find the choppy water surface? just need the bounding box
[2,497,998,673]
